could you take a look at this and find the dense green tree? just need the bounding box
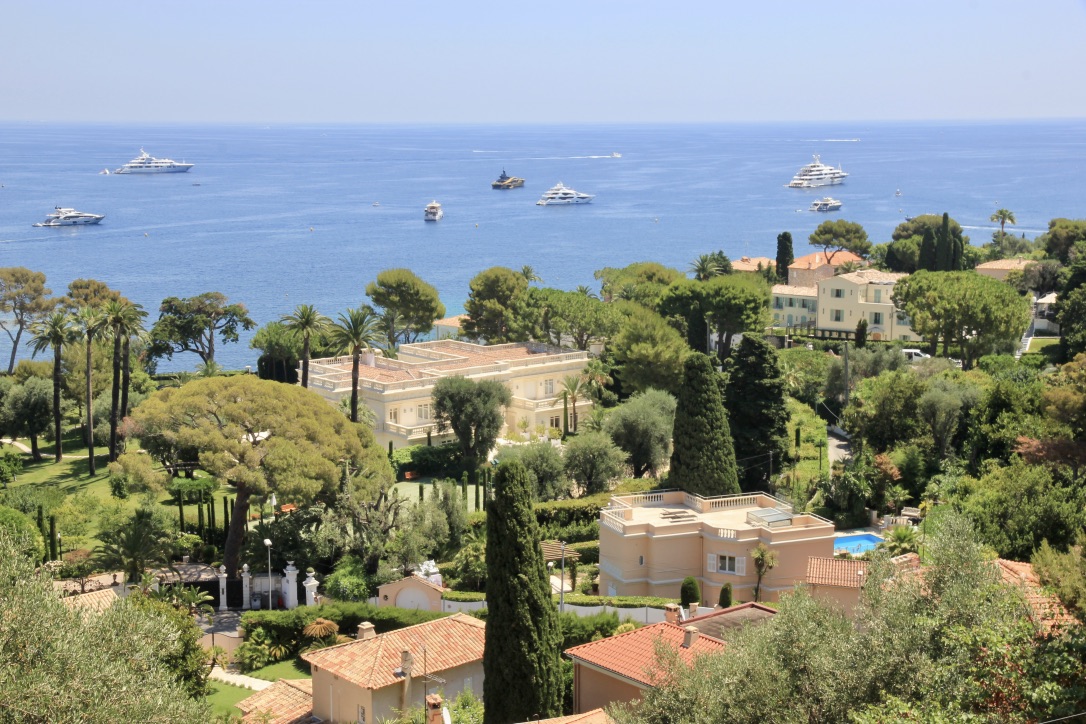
[328,306,382,423]
[499,441,569,500]
[724,336,789,492]
[148,291,255,365]
[893,213,969,247]
[679,576,701,607]
[594,262,684,307]
[387,497,450,573]
[280,303,330,388]
[842,370,926,453]
[917,228,937,271]
[1,377,52,461]
[775,231,794,282]
[657,279,710,353]
[365,268,446,345]
[1057,286,1086,359]
[704,274,769,361]
[879,235,921,273]
[1032,536,1086,615]
[604,389,676,478]
[0,267,54,375]
[29,310,76,462]
[610,308,690,395]
[250,320,301,383]
[0,505,45,562]
[57,278,123,313]
[96,506,176,582]
[484,460,562,724]
[126,592,212,698]
[131,375,388,576]
[690,254,727,281]
[669,353,739,496]
[777,347,832,409]
[808,219,872,262]
[432,376,512,487]
[524,289,622,351]
[563,431,627,495]
[1038,218,1086,264]
[462,266,528,343]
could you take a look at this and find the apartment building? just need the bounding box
[598,490,836,604]
[788,250,865,287]
[816,269,915,341]
[305,339,591,449]
[771,284,818,328]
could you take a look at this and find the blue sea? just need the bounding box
[1,121,1084,371]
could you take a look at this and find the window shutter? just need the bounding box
[736,557,746,576]
[707,553,717,573]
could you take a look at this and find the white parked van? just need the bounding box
[901,348,931,362]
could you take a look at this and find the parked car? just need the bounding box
[901,348,931,362]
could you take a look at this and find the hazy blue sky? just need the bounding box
[4,1,1084,123]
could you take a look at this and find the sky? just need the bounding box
[3,1,1085,123]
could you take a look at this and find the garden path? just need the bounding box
[209,665,272,691]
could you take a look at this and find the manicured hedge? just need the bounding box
[567,541,599,564]
[533,478,656,528]
[559,593,680,609]
[241,601,447,643]
[442,590,487,602]
[389,443,462,479]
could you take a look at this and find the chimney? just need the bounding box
[687,602,699,619]
[425,694,443,724]
[399,649,415,711]
[663,603,680,625]
[682,626,699,649]
[357,622,376,640]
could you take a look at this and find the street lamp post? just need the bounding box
[264,538,274,610]
[560,540,566,614]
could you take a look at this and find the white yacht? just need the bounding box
[788,154,848,188]
[424,201,443,221]
[33,207,105,226]
[114,149,194,174]
[809,197,843,212]
[536,182,594,205]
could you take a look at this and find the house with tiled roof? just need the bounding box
[772,284,818,328]
[680,601,776,639]
[815,269,915,342]
[61,587,124,615]
[377,575,446,612]
[433,314,468,340]
[805,556,870,611]
[731,256,776,274]
[565,621,725,713]
[975,257,1033,282]
[532,709,614,724]
[996,559,1078,633]
[305,339,591,450]
[236,678,314,723]
[301,612,485,723]
[788,250,865,287]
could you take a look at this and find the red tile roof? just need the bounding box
[533,709,614,724]
[731,256,776,272]
[237,679,313,723]
[564,622,725,687]
[301,613,484,690]
[996,559,1078,633]
[806,557,869,589]
[685,602,776,639]
[61,587,123,614]
[788,250,863,270]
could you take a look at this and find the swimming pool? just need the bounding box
[834,533,884,555]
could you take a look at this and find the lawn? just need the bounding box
[393,479,485,512]
[782,398,830,506]
[206,681,253,718]
[247,657,311,682]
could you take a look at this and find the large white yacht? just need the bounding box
[114,149,194,174]
[33,207,105,226]
[809,197,843,212]
[788,155,848,188]
[424,201,444,221]
[536,182,594,205]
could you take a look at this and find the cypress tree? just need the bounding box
[37,505,46,544]
[855,318,868,348]
[48,515,57,561]
[483,460,562,723]
[775,231,794,283]
[918,228,937,271]
[197,503,205,541]
[178,496,185,532]
[209,496,216,531]
[223,497,230,531]
[669,353,739,496]
[952,235,964,271]
[723,337,789,493]
[935,212,953,271]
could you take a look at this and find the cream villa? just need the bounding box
[816,269,914,341]
[772,284,817,328]
[598,490,836,603]
[305,339,591,449]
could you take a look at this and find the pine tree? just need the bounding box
[775,231,794,283]
[723,337,789,493]
[669,353,739,496]
[919,228,937,271]
[483,460,562,724]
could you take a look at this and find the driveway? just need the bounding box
[827,432,852,465]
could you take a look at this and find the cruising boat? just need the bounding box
[536,182,594,206]
[809,197,843,212]
[788,154,848,188]
[424,201,443,221]
[114,149,194,174]
[33,207,105,226]
[491,169,525,189]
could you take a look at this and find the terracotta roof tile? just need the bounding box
[772,284,818,297]
[996,559,1078,633]
[237,679,313,723]
[532,709,614,724]
[731,256,776,272]
[685,602,776,639]
[379,574,446,595]
[301,613,484,690]
[835,270,907,285]
[61,587,123,614]
[789,251,863,269]
[564,622,725,687]
[806,557,869,589]
[976,258,1033,270]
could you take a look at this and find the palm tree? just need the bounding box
[329,307,381,423]
[580,358,612,403]
[76,307,102,475]
[96,508,174,583]
[556,375,584,433]
[100,300,147,462]
[882,525,919,557]
[990,208,1016,239]
[751,542,779,603]
[835,261,862,275]
[29,311,76,462]
[520,265,542,284]
[574,285,598,299]
[690,254,722,281]
[196,360,224,378]
[281,304,330,389]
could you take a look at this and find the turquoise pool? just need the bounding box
[834,533,884,555]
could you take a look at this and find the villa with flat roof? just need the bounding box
[598,490,836,603]
[305,339,591,449]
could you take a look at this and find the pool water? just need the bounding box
[834,533,884,555]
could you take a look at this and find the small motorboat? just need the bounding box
[33,206,105,226]
[809,197,843,212]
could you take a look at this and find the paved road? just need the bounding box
[827,432,852,464]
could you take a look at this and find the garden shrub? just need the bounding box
[558,611,621,648]
[718,582,733,608]
[540,519,599,544]
[560,593,679,609]
[567,541,599,564]
[0,505,45,563]
[442,590,487,602]
[680,576,701,607]
[389,444,461,479]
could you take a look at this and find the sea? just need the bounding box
[1,120,1084,372]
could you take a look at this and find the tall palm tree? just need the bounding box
[76,307,102,475]
[101,300,147,462]
[990,208,1016,239]
[329,307,381,423]
[520,265,542,284]
[29,311,76,462]
[690,254,722,281]
[281,303,330,389]
[574,285,598,299]
[557,375,585,433]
